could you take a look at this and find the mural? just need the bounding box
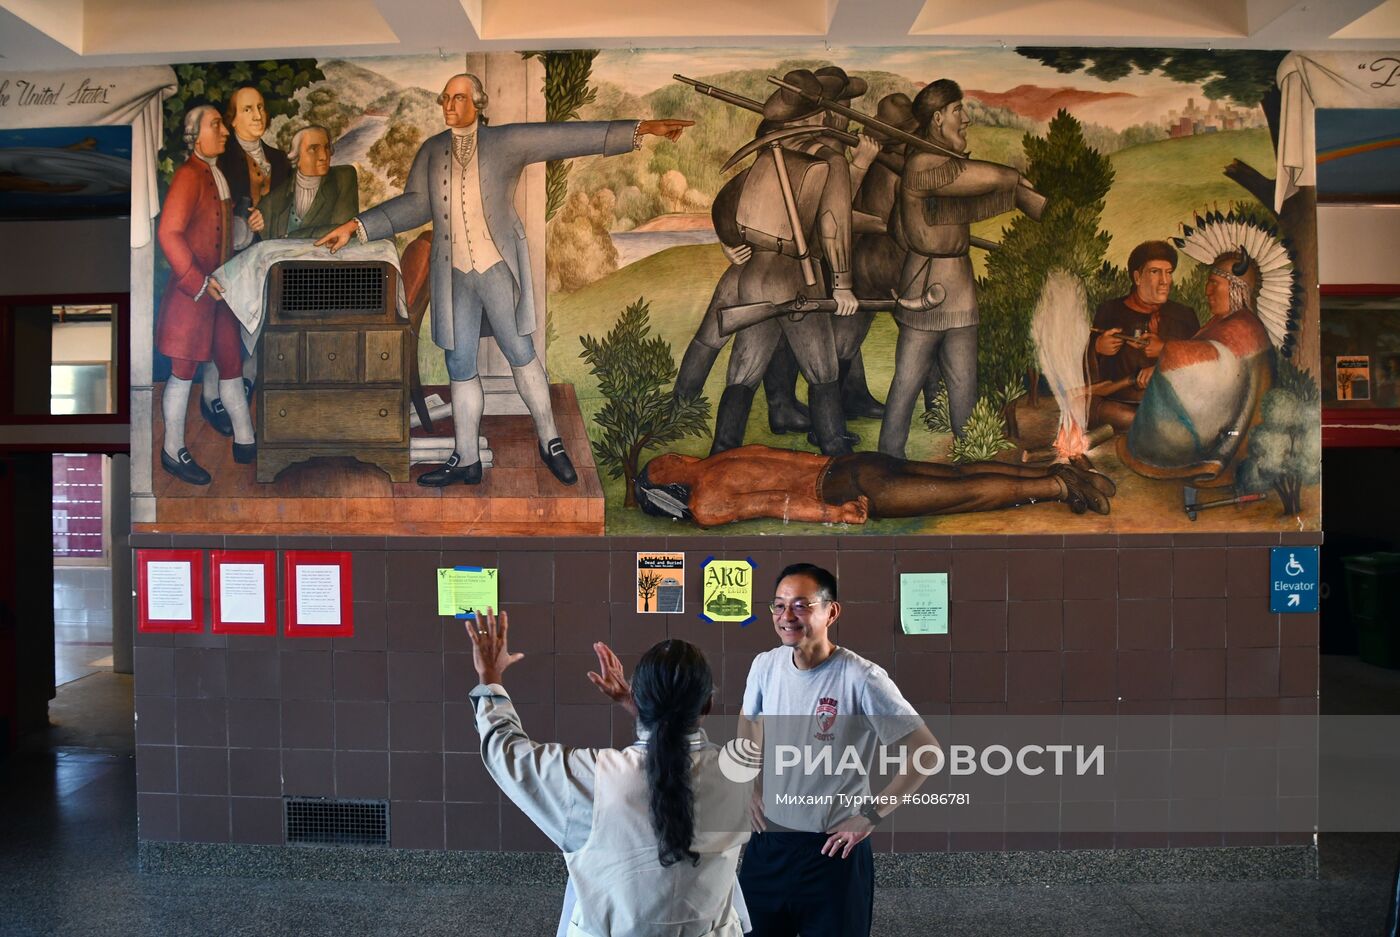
[131,47,1324,536]
[551,48,1322,535]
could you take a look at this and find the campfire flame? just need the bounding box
[1053,418,1090,461]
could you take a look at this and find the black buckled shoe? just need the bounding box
[539,437,578,486]
[232,441,257,465]
[160,447,212,486]
[200,396,234,437]
[418,452,483,487]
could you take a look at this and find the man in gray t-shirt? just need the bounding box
[738,562,937,937]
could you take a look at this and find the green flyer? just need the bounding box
[900,572,948,635]
[437,567,499,619]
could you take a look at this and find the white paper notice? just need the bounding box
[147,561,192,621]
[219,563,266,624]
[295,564,341,626]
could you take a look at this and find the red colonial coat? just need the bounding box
[156,155,233,362]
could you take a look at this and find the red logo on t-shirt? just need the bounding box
[815,696,838,739]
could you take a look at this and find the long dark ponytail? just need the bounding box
[631,639,713,867]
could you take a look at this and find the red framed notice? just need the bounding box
[283,551,354,638]
[211,550,277,635]
[136,549,203,633]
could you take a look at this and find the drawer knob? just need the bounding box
[380,352,389,360]
[278,409,287,417]
[378,409,389,417]
[277,353,285,361]
[328,352,337,361]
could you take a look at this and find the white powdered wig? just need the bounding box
[1031,269,1092,443]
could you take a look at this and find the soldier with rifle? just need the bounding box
[704,68,879,457]
[671,71,875,440]
[878,79,1047,458]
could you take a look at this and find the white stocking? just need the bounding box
[200,365,219,404]
[219,378,255,445]
[450,377,484,463]
[162,376,192,458]
[512,359,559,444]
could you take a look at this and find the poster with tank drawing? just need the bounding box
[113,46,1333,537]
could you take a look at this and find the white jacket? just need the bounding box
[471,684,752,937]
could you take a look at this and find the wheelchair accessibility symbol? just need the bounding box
[1270,547,1318,613]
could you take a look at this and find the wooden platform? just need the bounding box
[135,383,604,536]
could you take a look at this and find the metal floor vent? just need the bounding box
[284,796,389,847]
[278,264,387,317]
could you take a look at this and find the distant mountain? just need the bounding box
[964,85,1134,122]
[318,59,403,112]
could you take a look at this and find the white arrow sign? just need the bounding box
[1287,594,1300,607]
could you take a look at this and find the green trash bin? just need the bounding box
[1344,552,1400,669]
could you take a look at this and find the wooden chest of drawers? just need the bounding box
[256,263,411,483]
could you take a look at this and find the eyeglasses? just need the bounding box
[768,598,829,616]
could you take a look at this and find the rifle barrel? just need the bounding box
[675,74,859,148]
[673,74,764,115]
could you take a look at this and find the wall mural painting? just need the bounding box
[136,47,1322,537]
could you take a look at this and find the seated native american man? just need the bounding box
[633,445,1114,528]
[1117,247,1276,484]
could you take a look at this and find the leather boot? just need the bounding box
[674,339,720,401]
[807,381,855,456]
[840,352,885,420]
[764,342,810,433]
[710,385,755,456]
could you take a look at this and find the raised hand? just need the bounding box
[465,606,523,686]
[587,641,636,716]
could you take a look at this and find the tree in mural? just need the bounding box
[976,110,1114,431]
[1239,355,1321,516]
[522,50,600,221]
[160,60,324,179]
[368,122,424,189]
[579,298,711,508]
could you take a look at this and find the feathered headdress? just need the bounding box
[1172,209,1302,358]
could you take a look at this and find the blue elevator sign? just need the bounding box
[1270,547,1319,613]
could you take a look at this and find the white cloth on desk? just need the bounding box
[212,239,408,353]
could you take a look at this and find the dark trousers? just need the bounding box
[738,831,874,937]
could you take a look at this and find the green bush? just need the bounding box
[578,298,711,507]
[977,110,1115,404]
[949,397,1017,463]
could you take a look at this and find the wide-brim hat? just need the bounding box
[762,67,869,124]
[866,92,917,141]
[813,65,868,102]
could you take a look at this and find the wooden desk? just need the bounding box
[256,262,411,483]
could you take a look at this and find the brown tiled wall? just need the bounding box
[130,531,1321,853]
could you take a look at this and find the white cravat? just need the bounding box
[236,135,271,177]
[197,153,231,201]
[449,123,503,274]
[293,171,322,219]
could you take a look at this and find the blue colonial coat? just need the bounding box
[357,119,637,351]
